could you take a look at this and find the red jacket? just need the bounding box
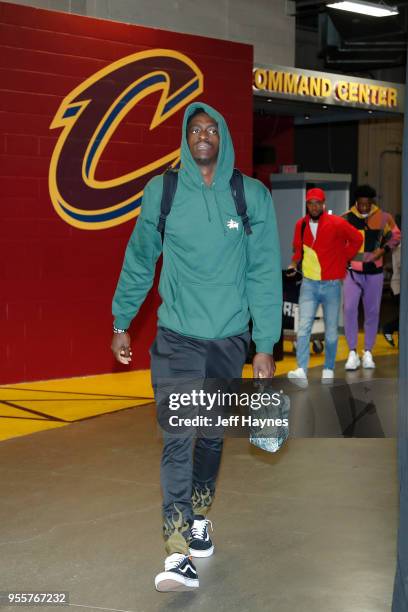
[292,212,363,281]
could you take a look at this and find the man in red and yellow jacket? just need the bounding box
[287,188,363,384]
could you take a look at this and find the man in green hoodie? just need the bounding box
[111,102,282,591]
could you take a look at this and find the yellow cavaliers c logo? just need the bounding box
[49,49,203,230]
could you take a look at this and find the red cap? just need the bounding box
[306,188,325,203]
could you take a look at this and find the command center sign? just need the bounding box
[253,64,404,113]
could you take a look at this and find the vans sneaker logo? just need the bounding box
[227,219,239,230]
[179,563,197,575]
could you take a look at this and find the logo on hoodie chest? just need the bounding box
[227,219,239,230]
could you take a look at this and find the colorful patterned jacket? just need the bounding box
[342,205,401,274]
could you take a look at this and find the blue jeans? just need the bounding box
[296,278,341,372]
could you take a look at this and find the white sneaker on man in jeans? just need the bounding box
[287,367,308,387]
[321,368,334,382]
[345,350,360,371]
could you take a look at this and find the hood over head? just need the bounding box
[179,102,235,189]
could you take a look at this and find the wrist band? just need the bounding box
[113,326,127,334]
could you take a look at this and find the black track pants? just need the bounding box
[150,326,250,555]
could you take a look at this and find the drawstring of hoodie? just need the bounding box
[201,183,227,235]
[201,183,211,222]
[214,190,227,235]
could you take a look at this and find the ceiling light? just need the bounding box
[326,1,398,17]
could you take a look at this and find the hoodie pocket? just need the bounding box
[174,282,246,337]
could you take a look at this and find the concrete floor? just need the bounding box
[0,395,398,612]
[286,355,398,438]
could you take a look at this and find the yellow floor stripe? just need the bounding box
[0,419,67,442]
[0,370,155,441]
[9,369,154,398]
[0,404,49,419]
[0,334,397,442]
[6,398,152,422]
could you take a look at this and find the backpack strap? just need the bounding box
[230,169,252,236]
[157,169,178,243]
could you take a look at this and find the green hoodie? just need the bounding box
[113,102,282,354]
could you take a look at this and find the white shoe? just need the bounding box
[345,350,360,371]
[321,368,334,382]
[362,350,375,369]
[155,553,199,592]
[287,367,308,387]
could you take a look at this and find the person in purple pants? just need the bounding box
[342,185,401,370]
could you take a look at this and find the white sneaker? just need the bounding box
[345,350,360,371]
[362,350,375,369]
[155,553,199,592]
[321,368,334,382]
[288,367,308,387]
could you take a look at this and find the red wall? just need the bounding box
[0,2,253,384]
[253,114,294,187]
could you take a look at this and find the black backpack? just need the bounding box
[156,168,252,243]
